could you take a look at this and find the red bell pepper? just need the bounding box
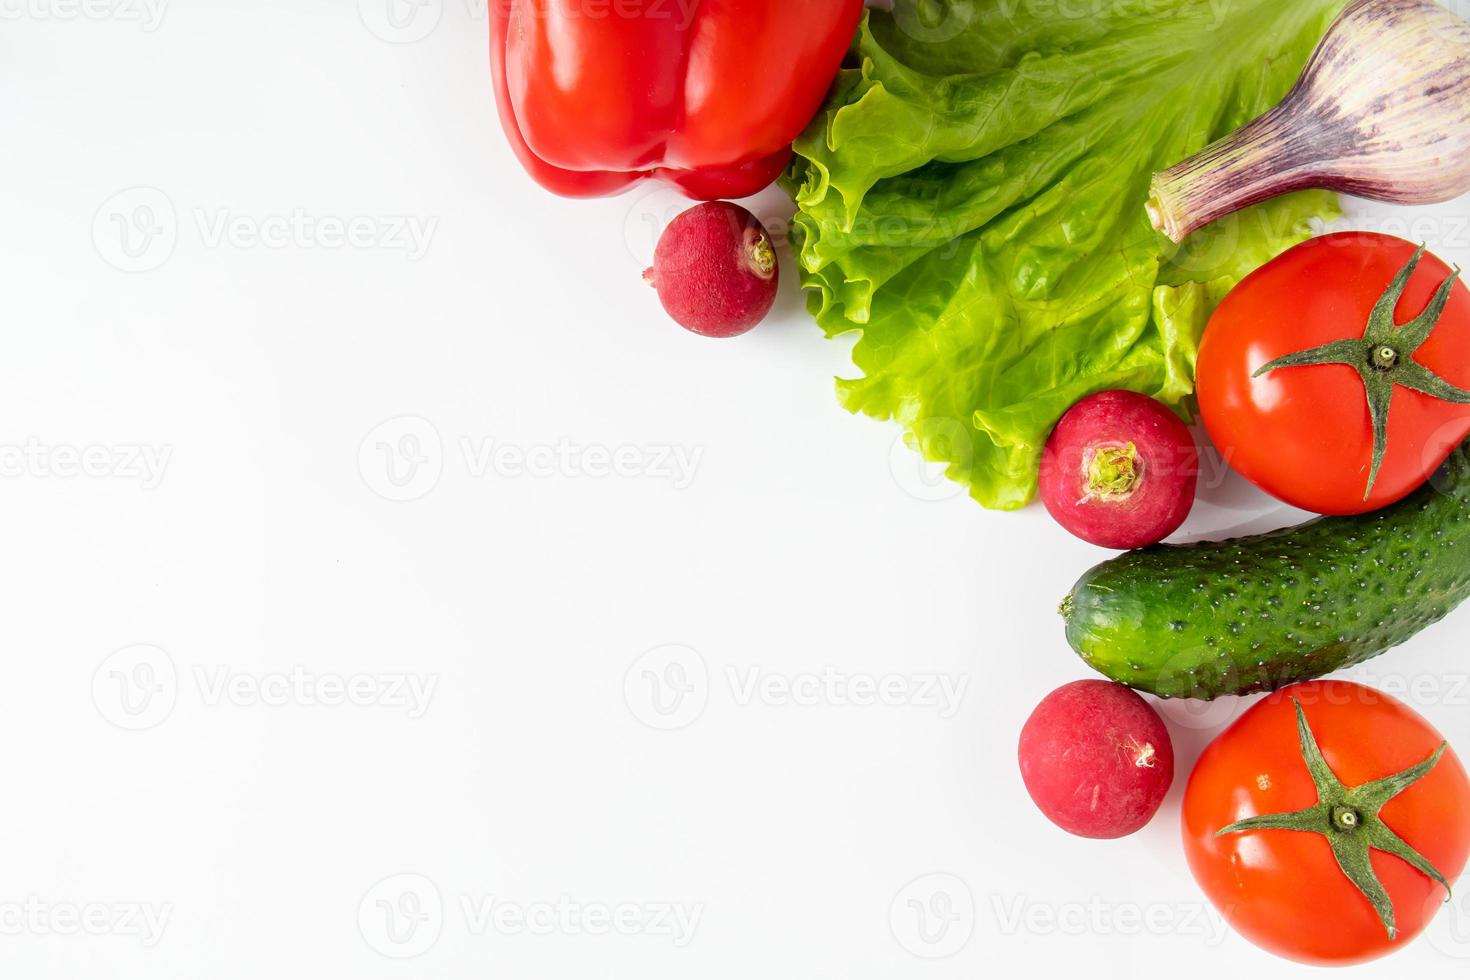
[490,0,863,200]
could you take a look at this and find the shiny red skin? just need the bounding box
[489,0,864,199]
[1184,681,1470,966]
[1018,680,1175,840]
[1197,233,1470,515]
[1038,390,1199,550]
[646,202,778,337]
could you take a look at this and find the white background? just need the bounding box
[5,1,1470,977]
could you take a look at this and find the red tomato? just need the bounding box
[1183,681,1470,966]
[1197,233,1470,515]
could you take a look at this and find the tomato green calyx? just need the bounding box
[1083,443,1141,500]
[1217,699,1451,941]
[1254,245,1470,499]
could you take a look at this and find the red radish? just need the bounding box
[644,201,779,338]
[1018,680,1175,840]
[1038,390,1198,549]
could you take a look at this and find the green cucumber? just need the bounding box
[1061,442,1470,700]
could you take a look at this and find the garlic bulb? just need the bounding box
[1148,0,1470,243]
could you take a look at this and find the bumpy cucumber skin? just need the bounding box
[1063,445,1470,700]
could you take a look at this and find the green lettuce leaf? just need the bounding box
[783,0,1346,510]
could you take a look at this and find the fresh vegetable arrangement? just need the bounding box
[489,0,1470,965]
[780,0,1346,509]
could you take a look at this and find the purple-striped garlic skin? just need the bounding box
[1149,0,1470,243]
